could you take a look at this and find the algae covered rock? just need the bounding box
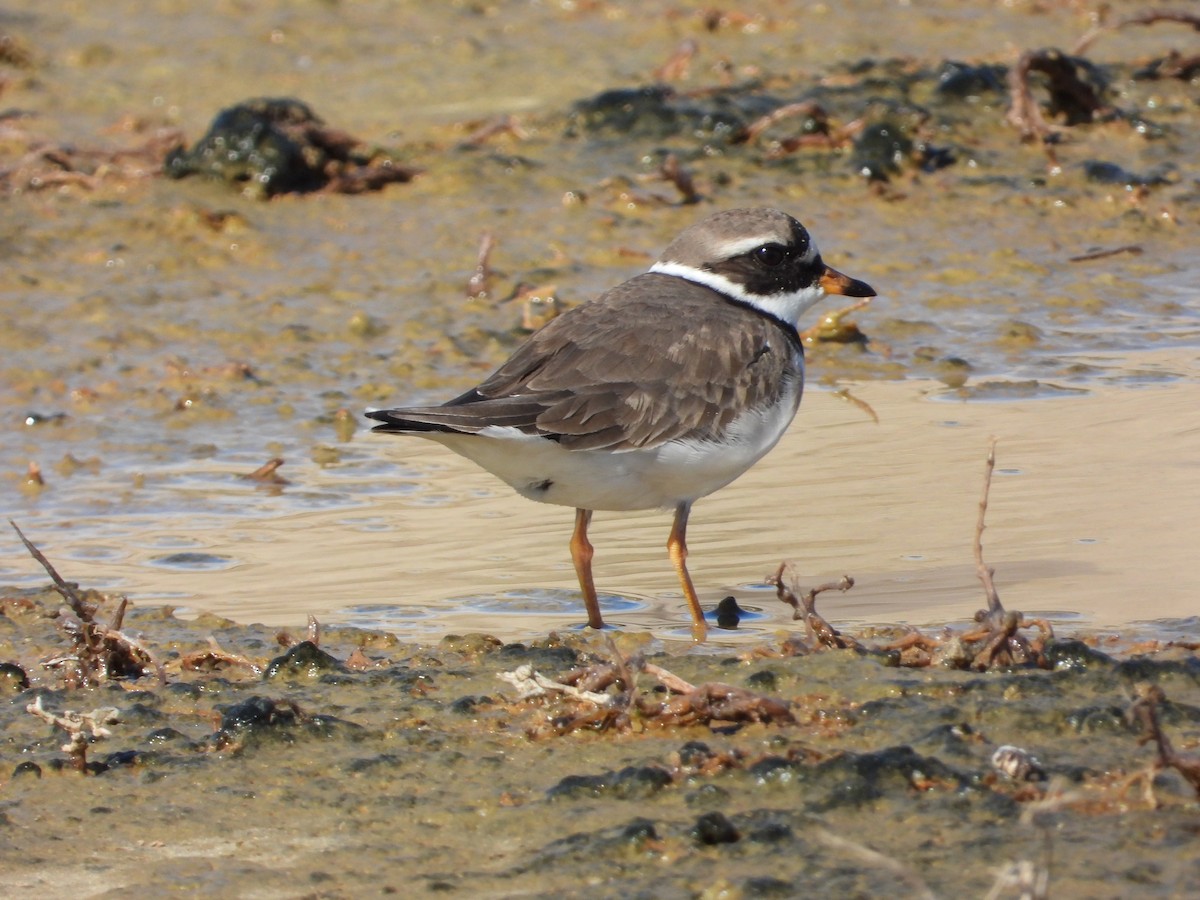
[164,97,417,198]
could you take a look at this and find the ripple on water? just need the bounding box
[338,590,652,635]
[1129,616,1200,642]
[336,516,395,533]
[139,535,205,549]
[324,480,423,498]
[145,552,238,572]
[454,588,645,616]
[936,380,1091,401]
[658,609,775,643]
[333,603,435,632]
[58,545,129,562]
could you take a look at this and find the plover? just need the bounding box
[367,208,875,640]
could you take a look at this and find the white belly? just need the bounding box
[422,384,802,511]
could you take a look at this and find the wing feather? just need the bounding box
[366,273,802,451]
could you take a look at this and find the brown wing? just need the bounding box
[367,273,803,451]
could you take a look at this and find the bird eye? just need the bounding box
[754,244,788,267]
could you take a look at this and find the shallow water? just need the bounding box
[8,375,1195,647]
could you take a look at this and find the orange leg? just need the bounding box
[667,501,707,642]
[570,508,605,629]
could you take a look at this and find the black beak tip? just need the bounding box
[848,277,876,298]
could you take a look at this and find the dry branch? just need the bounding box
[11,520,165,686]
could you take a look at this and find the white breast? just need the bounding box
[424,371,803,512]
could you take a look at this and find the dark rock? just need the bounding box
[748,754,802,783]
[568,86,688,138]
[218,695,298,733]
[342,753,406,775]
[525,817,660,873]
[912,722,983,761]
[742,876,796,897]
[145,727,190,745]
[449,695,492,715]
[1023,49,1109,125]
[264,641,348,681]
[12,761,41,779]
[120,702,166,726]
[1046,639,1115,671]
[1067,704,1132,734]
[567,84,763,141]
[744,820,795,844]
[685,783,731,808]
[693,811,740,845]
[547,765,673,801]
[164,681,203,700]
[620,818,659,844]
[497,643,579,668]
[810,745,963,809]
[164,97,416,198]
[677,740,714,767]
[745,668,778,691]
[935,60,1007,100]
[1116,654,1200,682]
[1081,160,1175,187]
[851,120,915,181]
[103,749,141,768]
[0,662,30,692]
[715,596,743,630]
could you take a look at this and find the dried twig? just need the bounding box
[642,661,696,694]
[1068,244,1143,263]
[457,115,529,148]
[27,695,120,773]
[1005,47,1109,166]
[658,153,700,204]
[832,387,881,425]
[240,457,289,484]
[974,439,1004,624]
[24,461,45,487]
[11,521,165,686]
[0,131,183,194]
[800,297,873,347]
[961,442,1054,669]
[732,101,828,145]
[11,519,94,620]
[770,562,860,651]
[181,636,264,675]
[505,640,794,735]
[1128,683,1200,801]
[498,663,613,705]
[812,826,939,900]
[653,38,699,82]
[466,231,496,299]
[763,441,1051,671]
[983,859,1051,900]
[1072,10,1200,56]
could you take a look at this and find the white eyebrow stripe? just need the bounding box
[706,233,782,257]
[661,234,821,267]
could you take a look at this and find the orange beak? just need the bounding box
[819,265,876,298]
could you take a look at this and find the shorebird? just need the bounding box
[367,208,875,640]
